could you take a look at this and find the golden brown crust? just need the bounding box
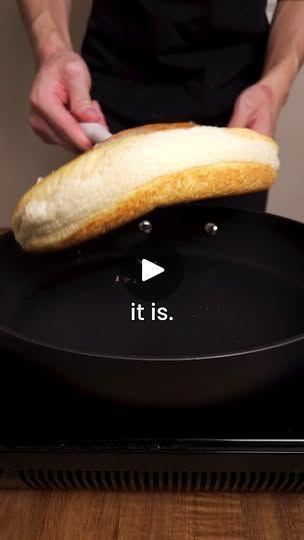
[12,122,279,252]
[12,123,276,223]
[25,161,276,252]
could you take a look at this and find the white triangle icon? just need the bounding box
[141,259,165,282]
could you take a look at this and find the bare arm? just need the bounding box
[18,0,107,152]
[262,0,304,104]
[18,0,72,65]
[229,0,304,136]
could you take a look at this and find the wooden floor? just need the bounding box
[1,491,304,539]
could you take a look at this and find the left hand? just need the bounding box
[228,81,282,138]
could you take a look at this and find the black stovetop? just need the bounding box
[2,350,304,448]
[2,351,304,491]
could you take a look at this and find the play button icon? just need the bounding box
[119,235,184,301]
[142,259,165,282]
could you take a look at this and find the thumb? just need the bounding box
[67,72,100,123]
[228,85,275,136]
[228,92,254,128]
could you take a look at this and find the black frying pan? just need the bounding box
[0,204,304,407]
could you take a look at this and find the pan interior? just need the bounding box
[0,207,304,358]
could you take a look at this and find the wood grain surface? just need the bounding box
[1,491,304,539]
[1,228,304,539]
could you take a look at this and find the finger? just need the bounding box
[92,100,102,114]
[30,114,65,146]
[249,110,274,137]
[65,64,100,123]
[92,100,108,127]
[31,114,81,153]
[36,98,93,151]
[228,95,255,128]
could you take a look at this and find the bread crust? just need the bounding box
[12,122,279,252]
[12,123,195,219]
[17,161,276,252]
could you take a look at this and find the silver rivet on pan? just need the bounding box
[204,222,218,236]
[139,220,153,234]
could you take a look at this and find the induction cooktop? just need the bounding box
[1,351,304,491]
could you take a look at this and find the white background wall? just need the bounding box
[0,1,303,226]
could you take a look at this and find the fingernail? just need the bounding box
[84,106,97,114]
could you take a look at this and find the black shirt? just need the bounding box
[82,0,269,131]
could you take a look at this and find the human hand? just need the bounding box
[29,50,107,152]
[228,80,283,138]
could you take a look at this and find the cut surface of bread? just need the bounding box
[12,123,280,252]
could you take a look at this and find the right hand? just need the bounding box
[29,49,108,153]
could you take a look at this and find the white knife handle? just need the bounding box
[80,122,112,144]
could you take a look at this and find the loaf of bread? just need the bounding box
[12,123,279,252]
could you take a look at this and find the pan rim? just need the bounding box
[1,208,304,362]
[1,323,304,362]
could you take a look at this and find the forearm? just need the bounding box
[17,0,73,65]
[262,0,304,106]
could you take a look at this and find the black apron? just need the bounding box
[82,0,270,211]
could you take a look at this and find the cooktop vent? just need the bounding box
[17,470,304,492]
